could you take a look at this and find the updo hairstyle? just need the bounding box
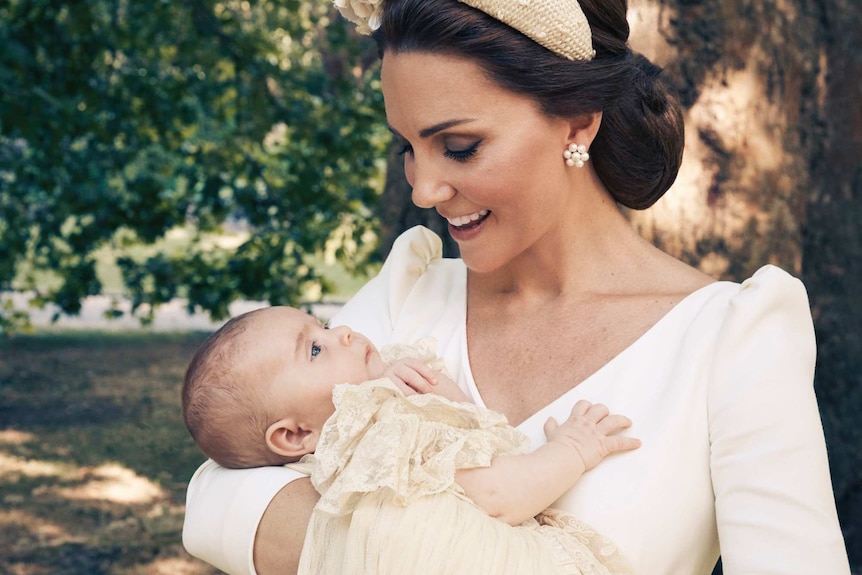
[373,0,684,210]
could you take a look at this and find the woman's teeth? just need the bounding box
[447,210,489,227]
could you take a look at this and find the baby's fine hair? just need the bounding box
[182,308,293,469]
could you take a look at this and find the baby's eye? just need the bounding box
[311,343,322,358]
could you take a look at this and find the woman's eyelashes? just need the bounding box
[396,139,481,162]
[444,140,480,162]
[397,141,413,157]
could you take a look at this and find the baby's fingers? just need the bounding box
[388,361,435,394]
[596,414,633,434]
[606,435,642,453]
[543,416,559,438]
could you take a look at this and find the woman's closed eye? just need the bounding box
[396,141,413,157]
[444,140,480,162]
[396,139,480,162]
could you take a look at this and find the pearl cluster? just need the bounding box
[564,143,589,168]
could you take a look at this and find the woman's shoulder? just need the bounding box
[331,226,466,346]
[695,264,812,321]
[648,263,814,355]
[678,265,816,381]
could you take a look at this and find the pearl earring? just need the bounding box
[564,144,589,168]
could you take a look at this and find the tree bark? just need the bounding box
[800,0,862,567]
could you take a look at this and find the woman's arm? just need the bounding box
[455,401,640,525]
[708,267,850,573]
[253,478,319,575]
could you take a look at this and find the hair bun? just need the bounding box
[632,54,668,115]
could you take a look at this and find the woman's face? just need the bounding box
[381,51,576,273]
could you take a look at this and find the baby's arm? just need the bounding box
[455,400,640,526]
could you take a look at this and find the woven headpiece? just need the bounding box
[333,0,596,61]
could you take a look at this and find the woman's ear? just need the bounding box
[567,112,603,148]
[265,419,316,459]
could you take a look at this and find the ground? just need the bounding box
[0,332,221,575]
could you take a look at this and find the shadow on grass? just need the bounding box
[0,331,222,575]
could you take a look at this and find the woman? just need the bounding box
[182,0,850,573]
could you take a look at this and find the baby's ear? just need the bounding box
[265,419,316,459]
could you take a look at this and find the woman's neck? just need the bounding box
[469,190,656,303]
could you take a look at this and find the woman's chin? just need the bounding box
[458,248,508,275]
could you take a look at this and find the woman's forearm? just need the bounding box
[253,478,319,575]
[455,442,585,526]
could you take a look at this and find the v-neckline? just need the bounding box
[459,279,734,427]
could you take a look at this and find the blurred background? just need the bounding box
[0,0,859,573]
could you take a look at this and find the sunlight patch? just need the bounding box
[0,509,68,539]
[0,453,76,480]
[57,463,165,504]
[117,556,211,575]
[0,430,36,445]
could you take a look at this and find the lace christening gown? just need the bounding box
[289,341,631,575]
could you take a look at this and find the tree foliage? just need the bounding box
[0,0,386,330]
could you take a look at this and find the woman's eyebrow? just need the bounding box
[386,118,476,140]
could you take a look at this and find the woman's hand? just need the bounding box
[543,400,641,473]
[383,358,471,403]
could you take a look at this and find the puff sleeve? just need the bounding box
[328,225,444,344]
[707,266,849,573]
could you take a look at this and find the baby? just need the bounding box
[182,306,640,574]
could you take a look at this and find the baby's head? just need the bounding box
[182,306,385,468]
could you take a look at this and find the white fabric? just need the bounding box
[182,225,849,575]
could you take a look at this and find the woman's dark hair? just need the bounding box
[373,0,684,209]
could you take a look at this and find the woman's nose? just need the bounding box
[405,157,455,209]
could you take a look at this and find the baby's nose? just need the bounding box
[331,325,352,345]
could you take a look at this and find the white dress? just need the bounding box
[183,226,850,575]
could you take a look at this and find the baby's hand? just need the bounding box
[543,400,640,473]
[383,359,471,403]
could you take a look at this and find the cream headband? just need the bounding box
[333,0,596,61]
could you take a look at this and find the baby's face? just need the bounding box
[244,307,386,435]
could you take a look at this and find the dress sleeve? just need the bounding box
[707,265,850,573]
[328,225,443,346]
[181,226,446,574]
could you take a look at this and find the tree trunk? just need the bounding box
[800,0,862,567]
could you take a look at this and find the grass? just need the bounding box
[0,331,222,575]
